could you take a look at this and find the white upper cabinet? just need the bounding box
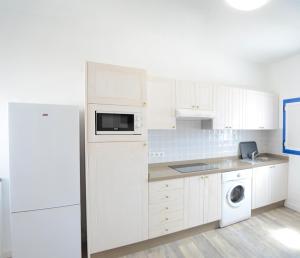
[245,90,278,130]
[176,81,214,111]
[231,87,246,130]
[194,83,215,111]
[146,74,278,131]
[87,62,146,106]
[214,86,245,130]
[175,80,195,110]
[147,77,176,130]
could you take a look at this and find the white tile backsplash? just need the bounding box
[148,120,272,163]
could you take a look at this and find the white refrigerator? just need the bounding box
[9,103,81,258]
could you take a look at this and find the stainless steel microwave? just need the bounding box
[95,111,143,135]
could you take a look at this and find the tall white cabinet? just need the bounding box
[85,62,148,256]
[87,142,148,253]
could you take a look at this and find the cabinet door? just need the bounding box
[262,94,279,130]
[184,176,204,228]
[86,142,148,253]
[203,174,221,224]
[214,86,229,129]
[87,62,146,106]
[245,90,262,130]
[194,83,214,111]
[175,80,195,109]
[147,77,176,130]
[231,87,246,129]
[252,166,270,209]
[270,163,288,203]
[245,90,278,130]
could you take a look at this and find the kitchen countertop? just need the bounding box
[148,153,288,182]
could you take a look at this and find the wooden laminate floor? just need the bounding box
[122,208,300,258]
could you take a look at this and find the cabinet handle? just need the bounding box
[165,196,169,199]
[165,207,169,210]
[143,143,147,146]
[165,229,169,232]
[143,102,147,106]
[165,218,169,221]
[172,126,176,129]
[165,184,169,187]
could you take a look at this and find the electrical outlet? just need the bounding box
[157,152,165,157]
[149,152,164,158]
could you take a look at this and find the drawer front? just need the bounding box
[149,208,184,227]
[149,188,183,204]
[149,220,184,239]
[149,200,183,215]
[149,179,184,194]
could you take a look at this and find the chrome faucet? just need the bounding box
[251,151,259,161]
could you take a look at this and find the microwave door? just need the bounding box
[119,114,134,131]
[96,113,135,134]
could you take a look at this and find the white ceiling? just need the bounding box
[1,0,300,64]
[190,0,300,63]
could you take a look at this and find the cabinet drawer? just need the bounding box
[149,188,183,204]
[149,200,183,215]
[149,179,184,194]
[149,209,183,227]
[149,219,184,239]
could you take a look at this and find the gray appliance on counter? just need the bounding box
[239,141,259,160]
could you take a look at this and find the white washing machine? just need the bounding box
[220,169,252,227]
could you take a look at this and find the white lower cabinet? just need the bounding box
[203,174,222,224]
[148,174,221,238]
[270,163,289,204]
[184,174,221,228]
[149,178,184,239]
[252,163,288,209]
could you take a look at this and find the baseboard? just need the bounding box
[285,199,300,212]
[252,201,285,216]
[91,221,219,258]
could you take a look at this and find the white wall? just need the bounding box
[267,53,300,212]
[0,0,268,255]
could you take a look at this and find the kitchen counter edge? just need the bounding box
[148,154,289,182]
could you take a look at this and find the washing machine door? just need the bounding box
[226,184,245,208]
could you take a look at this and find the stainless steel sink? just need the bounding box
[241,156,274,164]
